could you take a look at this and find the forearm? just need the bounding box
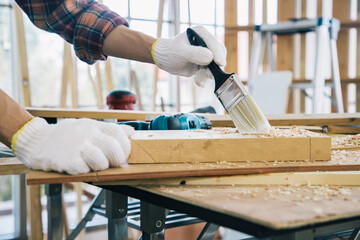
[0,89,33,148]
[103,25,156,64]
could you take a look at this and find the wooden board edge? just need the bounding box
[94,171,360,186]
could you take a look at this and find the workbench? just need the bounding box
[8,110,360,239]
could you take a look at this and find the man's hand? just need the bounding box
[12,118,134,175]
[152,26,227,87]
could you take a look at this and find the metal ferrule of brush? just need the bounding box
[215,75,249,113]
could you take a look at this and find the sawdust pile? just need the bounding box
[332,134,360,149]
[211,126,323,137]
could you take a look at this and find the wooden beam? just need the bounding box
[97,171,360,186]
[26,107,360,126]
[128,130,331,164]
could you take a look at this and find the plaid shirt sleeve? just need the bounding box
[15,0,129,64]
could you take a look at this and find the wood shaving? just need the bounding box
[257,126,323,138]
[332,134,360,149]
[211,126,324,138]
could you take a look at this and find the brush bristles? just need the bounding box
[228,95,271,133]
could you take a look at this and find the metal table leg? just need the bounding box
[46,184,63,240]
[139,201,166,240]
[275,229,314,240]
[67,190,106,240]
[197,223,220,240]
[106,190,128,240]
[349,228,360,240]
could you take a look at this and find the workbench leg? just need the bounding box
[46,184,63,240]
[106,190,128,240]
[141,230,165,240]
[349,228,360,240]
[196,223,220,240]
[275,229,314,240]
[139,201,166,240]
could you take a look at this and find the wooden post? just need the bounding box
[277,0,294,113]
[74,183,84,240]
[332,0,350,112]
[104,60,114,93]
[14,3,31,107]
[248,0,254,77]
[224,0,238,74]
[152,0,165,111]
[26,185,43,240]
[95,63,104,109]
[188,0,197,109]
[130,70,144,110]
[60,43,78,108]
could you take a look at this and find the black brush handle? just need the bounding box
[186,28,232,92]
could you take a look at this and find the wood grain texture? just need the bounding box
[0,157,29,175]
[128,130,330,164]
[140,185,360,229]
[99,171,360,186]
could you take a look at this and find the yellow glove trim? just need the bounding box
[11,117,36,155]
[151,38,161,67]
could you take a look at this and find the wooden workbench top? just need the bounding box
[139,185,360,229]
[26,149,359,185]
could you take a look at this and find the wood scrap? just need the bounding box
[332,134,360,150]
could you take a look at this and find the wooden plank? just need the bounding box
[128,130,330,164]
[26,148,360,185]
[26,170,97,185]
[94,63,104,109]
[26,107,167,120]
[96,171,360,186]
[139,185,360,229]
[0,157,29,175]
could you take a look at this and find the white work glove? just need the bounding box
[12,117,134,175]
[152,25,227,87]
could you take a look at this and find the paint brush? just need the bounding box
[187,28,271,133]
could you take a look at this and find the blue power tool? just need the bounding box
[119,113,211,130]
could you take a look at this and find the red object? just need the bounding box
[106,90,136,110]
